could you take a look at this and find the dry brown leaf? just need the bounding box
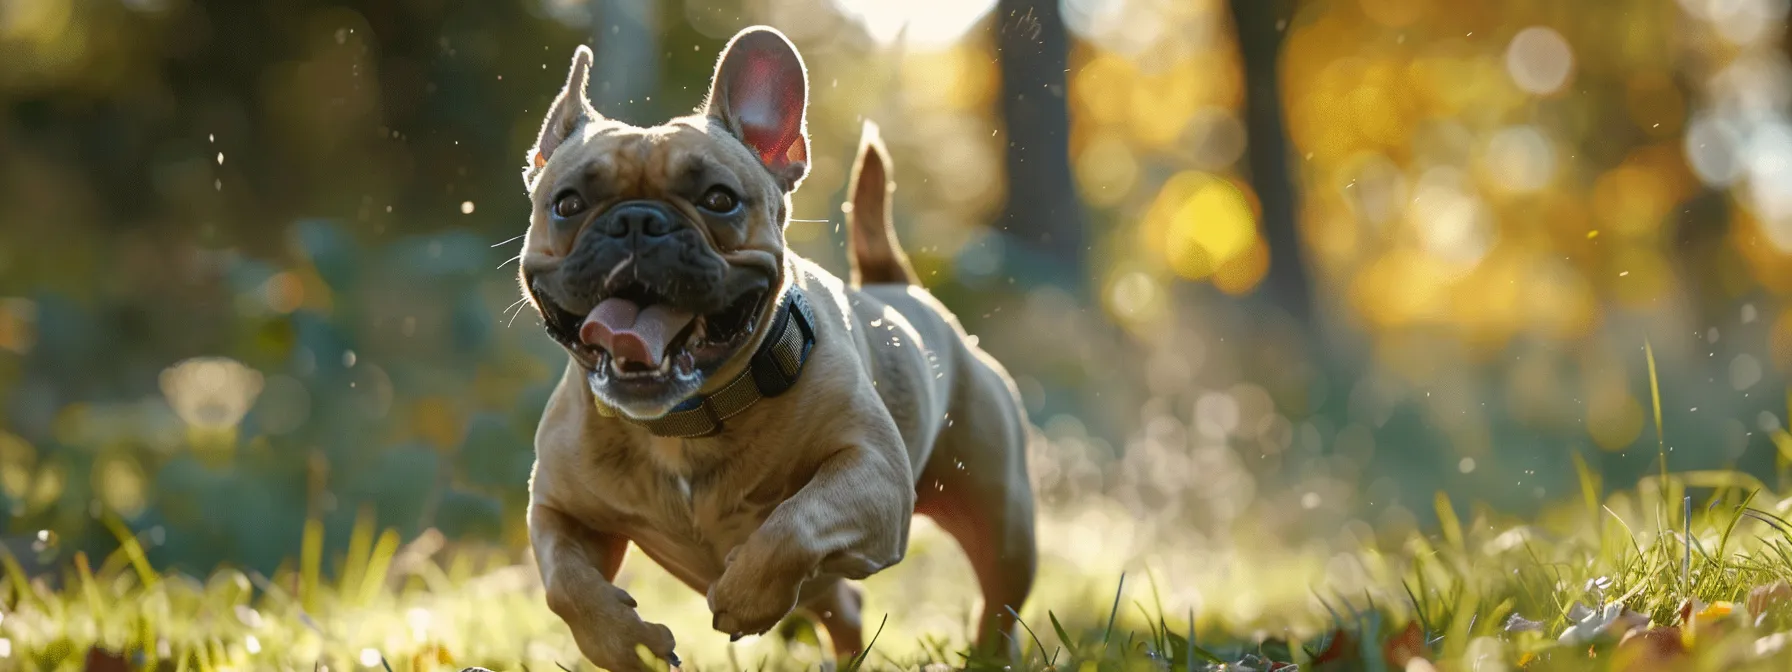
[1383,620,1426,668]
[1614,626,1691,672]
[1748,581,1792,619]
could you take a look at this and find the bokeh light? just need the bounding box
[2,0,1791,665]
[1505,26,1575,96]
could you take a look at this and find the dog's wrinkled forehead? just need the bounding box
[529,121,776,203]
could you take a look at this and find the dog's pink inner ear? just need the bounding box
[712,31,809,187]
[730,57,803,165]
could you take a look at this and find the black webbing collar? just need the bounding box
[591,288,817,438]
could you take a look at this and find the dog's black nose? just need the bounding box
[604,203,678,239]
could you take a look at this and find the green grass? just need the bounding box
[7,467,1792,671]
[10,354,1792,670]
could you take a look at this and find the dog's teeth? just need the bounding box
[657,354,674,374]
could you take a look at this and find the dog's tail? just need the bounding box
[846,120,918,287]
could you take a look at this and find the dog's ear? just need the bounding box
[524,45,600,190]
[703,27,809,192]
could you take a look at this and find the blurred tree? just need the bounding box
[1672,187,1733,326]
[1227,0,1314,325]
[589,0,662,122]
[994,0,1085,286]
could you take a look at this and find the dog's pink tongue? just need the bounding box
[579,298,696,367]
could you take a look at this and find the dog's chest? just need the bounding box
[600,467,788,583]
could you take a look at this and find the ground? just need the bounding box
[8,450,1792,672]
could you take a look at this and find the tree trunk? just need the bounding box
[994,0,1085,287]
[1228,0,1315,325]
[588,0,661,123]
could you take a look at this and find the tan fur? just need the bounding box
[520,28,1035,672]
[845,121,918,287]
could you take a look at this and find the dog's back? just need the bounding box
[829,121,1038,650]
[826,122,1031,492]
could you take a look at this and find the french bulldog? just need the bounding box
[516,26,1037,671]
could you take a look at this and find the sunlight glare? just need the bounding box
[158,357,266,431]
[1482,125,1556,193]
[832,0,997,49]
[1408,167,1494,271]
[1504,26,1574,95]
[1744,121,1792,239]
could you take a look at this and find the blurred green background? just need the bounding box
[0,0,1789,586]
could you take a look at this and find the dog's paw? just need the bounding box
[550,585,679,672]
[571,619,679,672]
[707,569,801,639]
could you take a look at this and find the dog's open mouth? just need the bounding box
[549,282,766,385]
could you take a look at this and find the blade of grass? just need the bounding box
[1146,566,1167,653]
[1645,339,1669,501]
[1005,605,1047,665]
[100,514,158,591]
[74,551,103,625]
[1574,451,1602,526]
[1402,580,1433,637]
[1186,610,1197,672]
[0,544,35,610]
[1049,611,1077,658]
[1435,491,1465,557]
[1103,572,1126,648]
[1133,601,1162,658]
[341,505,376,596]
[1683,495,1692,599]
[300,516,323,614]
[358,529,401,606]
[1744,508,1792,538]
[844,614,887,672]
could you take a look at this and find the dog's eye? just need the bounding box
[553,192,587,218]
[697,187,740,214]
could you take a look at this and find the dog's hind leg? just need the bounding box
[796,579,866,660]
[914,373,1037,660]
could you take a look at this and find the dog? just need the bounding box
[515,26,1037,672]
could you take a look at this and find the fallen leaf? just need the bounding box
[1309,629,1360,667]
[83,648,130,672]
[1567,602,1596,622]
[1559,602,1650,645]
[1614,626,1689,671]
[1755,632,1791,658]
[1748,581,1792,620]
[1383,621,1425,667]
[1675,598,1732,625]
[1504,613,1545,633]
[1679,598,1738,643]
[1585,576,1614,598]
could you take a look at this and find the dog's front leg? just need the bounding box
[707,443,915,639]
[531,501,678,672]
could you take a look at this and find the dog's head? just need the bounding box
[517,27,810,420]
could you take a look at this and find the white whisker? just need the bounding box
[490,234,526,248]
[505,298,534,329]
[497,255,521,270]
